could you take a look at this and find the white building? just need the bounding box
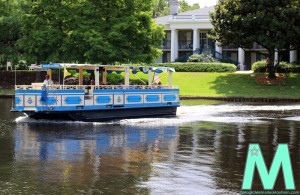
[155,0,298,70]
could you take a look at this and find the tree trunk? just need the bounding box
[267,64,276,79]
[266,53,276,79]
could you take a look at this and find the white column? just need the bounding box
[274,50,278,66]
[238,48,245,70]
[95,68,100,86]
[148,70,152,86]
[124,67,130,86]
[193,28,199,52]
[290,50,297,63]
[174,30,178,60]
[215,41,222,59]
[215,42,222,54]
[171,29,176,62]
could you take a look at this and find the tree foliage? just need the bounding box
[153,0,169,18]
[0,0,202,65]
[153,0,200,18]
[179,1,200,13]
[0,0,27,64]
[210,0,300,78]
[16,0,164,64]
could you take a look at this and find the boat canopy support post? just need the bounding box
[63,67,67,86]
[47,69,52,80]
[148,69,152,86]
[95,67,100,86]
[124,66,130,86]
[169,71,173,87]
[102,71,107,84]
[79,68,83,85]
[63,67,66,86]
[58,69,61,84]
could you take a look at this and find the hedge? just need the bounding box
[150,62,237,72]
[252,60,300,73]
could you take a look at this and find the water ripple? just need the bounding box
[15,103,300,126]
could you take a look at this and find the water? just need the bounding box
[1,98,300,194]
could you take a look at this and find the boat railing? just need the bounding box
[15,84,179,90]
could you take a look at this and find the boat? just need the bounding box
[11,63,180,121]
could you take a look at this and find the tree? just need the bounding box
[18,0,164,64]
[83,0,164,64]
[0,0,26,65]
[152,0,200,18]
[153,0,169,18]
[179,0,199,13]
[210,0,300,78]
[17,0,66,64]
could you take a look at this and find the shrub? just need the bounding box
[277,61,300,73]
[106,72,124,84]
[253,60,300,73]
[252,61,266,73]
[150,62,236,72]
[188,54,205,62]
[175,54,191,62]
[16,60,29,70]
[188,54,217,63]
[205,54,216,62]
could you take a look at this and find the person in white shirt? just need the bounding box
[43,74,53,85]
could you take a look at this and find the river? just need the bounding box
[1,98,300,194]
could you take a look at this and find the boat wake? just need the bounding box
[15,104,300,126]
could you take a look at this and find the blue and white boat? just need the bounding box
[11,63,180,121]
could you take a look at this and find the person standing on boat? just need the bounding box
[43,74,53,85]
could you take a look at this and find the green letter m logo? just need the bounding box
[242,144,295,190]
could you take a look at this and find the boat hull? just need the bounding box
[24,106,178,122]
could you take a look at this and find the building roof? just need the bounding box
[155,6,215,25]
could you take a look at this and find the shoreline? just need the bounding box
[2,94,300,102]
[0,94,14,98]
[180,96,300,102]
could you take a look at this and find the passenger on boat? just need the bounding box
[157,81,162,89]
[90,79,95,85]
[129,81,135,89]
[117,81,123,89]
[137,82,143,89]
[89,71,95,85]
[43,74,53,85]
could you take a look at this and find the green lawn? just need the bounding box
[164,72,300,98]
[0,89,14,95]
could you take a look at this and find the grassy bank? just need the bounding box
[162,72,300,98]
[0,89,14,95]
[130,72,300,98]
[1,72,300,98]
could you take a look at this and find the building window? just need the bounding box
[199,33,208,49]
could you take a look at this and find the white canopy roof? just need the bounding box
[31,63,176,73]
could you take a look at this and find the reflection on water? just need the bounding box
[9,124,178,194]
[14,124,178,162]
[1,99,300,194]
